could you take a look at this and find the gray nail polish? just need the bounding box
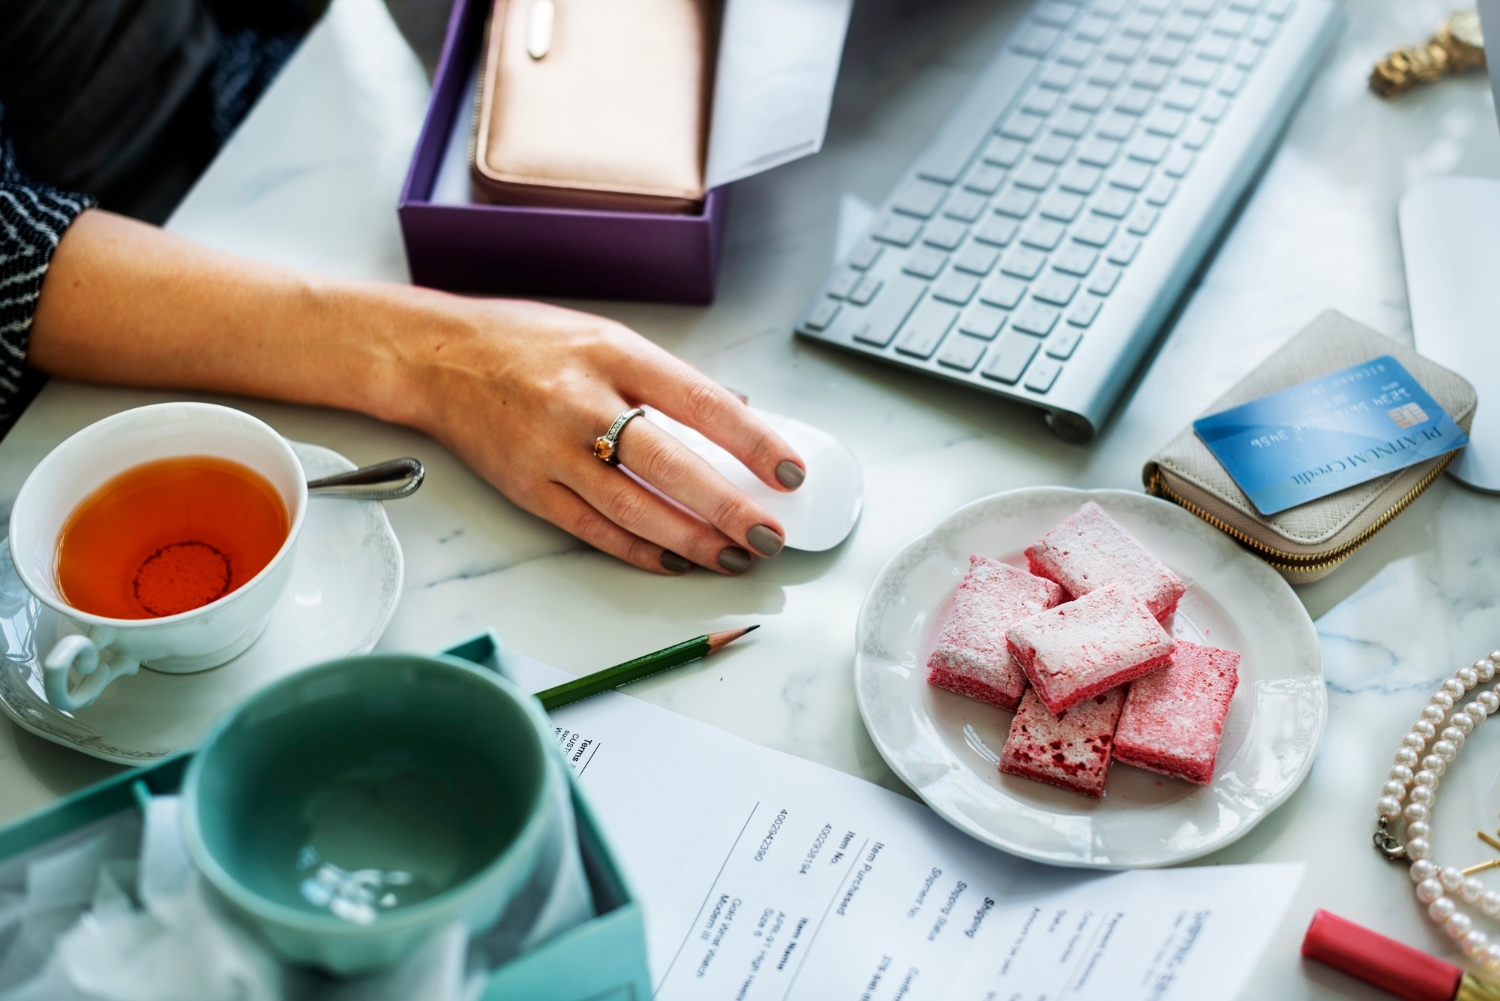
[748,525,783,558]
[776,460,805,489]
[718,547,753,573]
[660,551,692,573]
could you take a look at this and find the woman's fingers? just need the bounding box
[564,454,758,575]
[536,482,695,576]
[615,348,806,492]
[613,416,787,558]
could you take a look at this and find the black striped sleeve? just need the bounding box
[0,116,96,424]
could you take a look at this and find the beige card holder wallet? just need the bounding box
[1143,310,1478,584]
[471,0,715,213]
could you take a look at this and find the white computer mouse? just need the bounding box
[639,407,862,551]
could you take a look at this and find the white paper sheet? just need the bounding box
[507,655,1304,1001]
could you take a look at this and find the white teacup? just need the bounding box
[8,403,307,711]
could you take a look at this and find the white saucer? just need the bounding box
[854,487,1325,869]
[0,442,404,763]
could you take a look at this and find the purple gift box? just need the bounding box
[397,0,726,303]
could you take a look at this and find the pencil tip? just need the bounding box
[744,624,760,633]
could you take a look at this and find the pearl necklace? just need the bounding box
[1374,651,1500,970]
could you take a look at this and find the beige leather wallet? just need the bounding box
[1143,310,1478,583]
[471,0,715,213]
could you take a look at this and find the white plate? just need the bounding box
[854,487,1324,869]
[642,407,862,551]
[0,442,403,764]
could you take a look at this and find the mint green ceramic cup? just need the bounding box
[182,652,564,975]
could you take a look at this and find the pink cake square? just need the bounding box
[1006,581,1175,715]
[1024,502,1186,621]
[999,687,1125,799]
[926,556,1065,711]
[1114,639,1240,785]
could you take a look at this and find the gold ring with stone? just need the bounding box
[593,408,645,465]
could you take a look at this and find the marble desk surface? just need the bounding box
[1,0,1498,996]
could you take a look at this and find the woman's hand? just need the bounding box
[394,298,805,575]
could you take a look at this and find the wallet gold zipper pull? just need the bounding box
[527,0,555,60]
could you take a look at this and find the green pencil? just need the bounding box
[535,625,759,711]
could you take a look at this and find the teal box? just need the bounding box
[0,633,652,1001]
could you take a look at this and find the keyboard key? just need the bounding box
[974,214,1020,246]
[1163,82,1204,111]
[805,299,841,330]
[1088,60,1127,87]
[1048,326,1084,360]
[1165,14,1205,39]
[1266,0,1293,18]
[1114,89,1153,116]
[1053,244,1099,275]
[1051,109,1093,138]
[1032,1,1078,28]
[1250,16,1277,43]
[923,217,969,250]
[1012,300,1061,336]
[1126,207,1160,235]
[1034,135,1075,164]
[850,275,923,345]
[1231,41,1262,68]
[1201,94,1230,121]
[1033,272,1080,305]
[944,190,989,221]
[1038,62,1079,90]
[1059,164,1103,194]
[932,271,980,304]
[894,180,948,218]
[1127,135,1170,163]
[1024,358,1063,393]
[1056,39,1096,65]
[1145,109,1187,136]
[850,239,883,269]
[828,268,862,298]
[1074,13,1113,42]
[1012,24,1062,56]
[994,188,1039,218]
[1181,121,1213,149]
[999,111,1046,142]
[1144,177,1177,206]
[904,246,949,279]
[1021,219,1066,250]
[1095,114,1136,142]
[1022,87,1062,115]
[1163,149,1195,177]
[1077,138,1120,168]
[1149,39,1187,65]
[964,163,1008,195]
[1228,0,1260,11]
[1139,0,1171,14]
[959,303,1008,338]
[1217,68,1246,94]
[1106,236,1141,264]
[1013,161,1058,191]
[850,274,884,304]
[1182,54,1224,84]
[1001,246,1047,280]
[936,333,989,371]
[1088,264,1123,294]
[1111,161,1152,190]
[1070,84,1112,113]
[1092,188,1135,218]
[953,242,1000,275]
[982,137,1027,168]
[1094,0,1129,16]
[874,215,922,245]
[1181,0,1216,15]
[981,274,1029,308]
[980,334,1040,384]
[1121,12,1159,37]
[1104,36,1143,62]
[1040,191,1084,222]
[1072,215,1116,246]
[1133,64,1171,90]
[895,300,960,358]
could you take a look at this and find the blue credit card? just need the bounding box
[1193,356,1468,515]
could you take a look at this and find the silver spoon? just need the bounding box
[306,457,424,500]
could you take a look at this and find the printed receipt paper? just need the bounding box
[1193,355,1468,515]
[508,655,1302,1001]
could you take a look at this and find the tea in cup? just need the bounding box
[8,403,307,710]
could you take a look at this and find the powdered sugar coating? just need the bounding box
[1024,502,1186,621]
[1006,581,1175,715]
[999,687,1125,798]
[926,556,1065,710]
[1114,639,1240,785]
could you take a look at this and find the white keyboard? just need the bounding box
[794,0,1342,442]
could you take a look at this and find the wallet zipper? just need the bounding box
[1148,453,1457,576]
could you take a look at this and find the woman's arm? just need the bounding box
[29,209,805,575]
